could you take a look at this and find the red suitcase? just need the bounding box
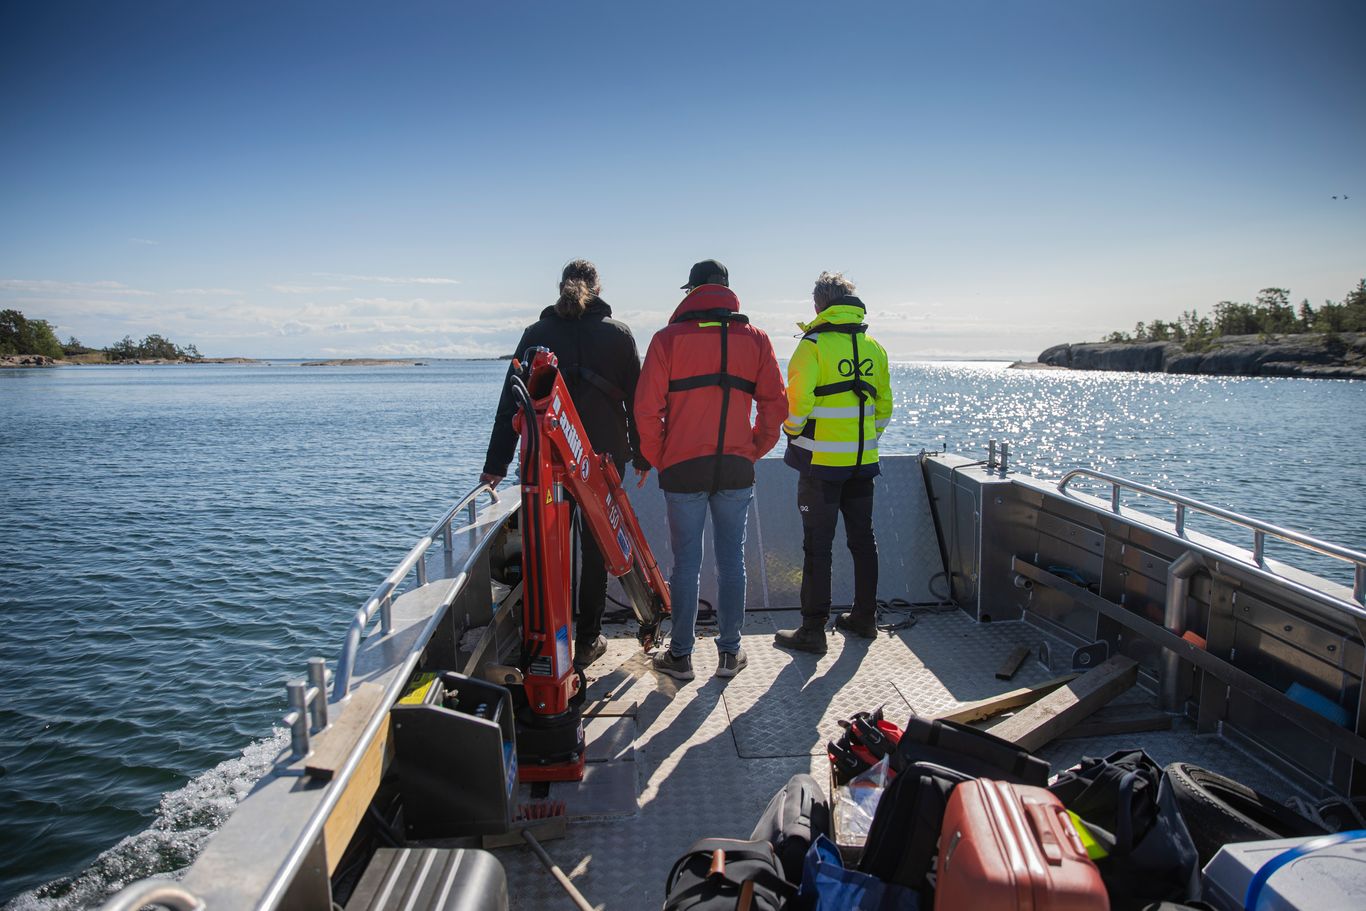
[935,778,1108,910]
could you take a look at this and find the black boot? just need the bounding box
[835,611,878,639]
[775,625,828,655]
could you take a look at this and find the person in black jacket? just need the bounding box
[479,260,649,668]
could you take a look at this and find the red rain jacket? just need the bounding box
[634,285,786,492]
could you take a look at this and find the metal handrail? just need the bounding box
[1058,468,1366,605]
[100,880,204,911]
[331,482,500,699]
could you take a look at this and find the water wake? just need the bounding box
[4,731,287,911]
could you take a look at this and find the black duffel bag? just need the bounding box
[891,712,1050,785]
[750,773,832,884]
[1048,749,1200,910]
[858,761,972,894]
[663,838,797,911]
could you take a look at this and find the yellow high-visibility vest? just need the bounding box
[783,300,892,479]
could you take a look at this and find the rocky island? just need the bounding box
[1029,282,1366,380]
[1035,333,1366,379]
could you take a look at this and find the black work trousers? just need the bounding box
[798,475,878,629]
[575,511,607,645]
[568,461,622,646]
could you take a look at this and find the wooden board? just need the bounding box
[1059,703,1173,740]
[313,682,392,874]
[930,674,1079,725]
[989,656,1138,751]
[995,645,1031,680]
[305,681,386,781]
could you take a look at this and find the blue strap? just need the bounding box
[1243,829,1366,910]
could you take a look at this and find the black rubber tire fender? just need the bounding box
[1164,762,1326,865]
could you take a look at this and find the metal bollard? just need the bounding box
[307,658,329,730]
[287,680,310,757]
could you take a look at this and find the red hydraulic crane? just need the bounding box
[507,347,671,781]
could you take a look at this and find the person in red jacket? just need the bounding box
[634,260,786,680]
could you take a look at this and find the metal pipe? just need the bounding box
[100,881,204,911]
[1162,552,1202,712]
[988,439,997,469]
[286,681,309,757]
[1175,503,1186,536]
[416,556,427,587]
[1111,483,1121,512]
[1253,530,1266,566]
[332,481,499,699]
[307,658,328,730]
[999,442,1010,474]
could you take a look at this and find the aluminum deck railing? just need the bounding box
[1058,468,1366,608]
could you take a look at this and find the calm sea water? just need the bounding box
[2,360,1364,908]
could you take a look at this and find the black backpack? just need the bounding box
[663,838,798,911]
[750,773,832,883]
[892,712,1049,785]
[1048,750,1200,910]
[857,761,972,894]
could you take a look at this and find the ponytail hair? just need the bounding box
[556,259,600,319]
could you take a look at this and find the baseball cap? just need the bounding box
[681,259,729,289]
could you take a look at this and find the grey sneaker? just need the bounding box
[716,649,748,678]
[651,649,695,681]
[775,626,828,655]
[573,634,607,669]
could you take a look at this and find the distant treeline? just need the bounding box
[0,308,201,360]
[1102,279,1366,351]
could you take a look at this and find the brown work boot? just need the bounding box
[774,626,828,655]
[573,635,607,669]
[835,612,878,639]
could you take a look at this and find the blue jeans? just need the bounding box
[664,486,753,656]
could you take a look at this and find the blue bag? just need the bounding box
[799,835,920,911]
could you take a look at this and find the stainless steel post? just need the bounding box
[443,518,453,556]
[1253,530,1266,566]
[307,658,328,730]
[988,439,997,470]
[286,681,310,757]
[999,442,1009,473]
[381,593,392,634]
[1357,564,1365,605]
[1162,552,1202,712]
[1175,503,1186,536]
[416,555,427,587]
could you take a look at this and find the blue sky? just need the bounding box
[2,1,1363,358]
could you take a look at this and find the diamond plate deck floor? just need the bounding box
[491,611,1310,910]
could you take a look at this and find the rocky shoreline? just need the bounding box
[1,355,262,368]
[1032,332,1366,379]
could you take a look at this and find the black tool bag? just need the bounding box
[1048,749,1200,910]
[750,773,832,883]
[891,712,1050,785]
[663,838,797,911]
[857,761,972,894]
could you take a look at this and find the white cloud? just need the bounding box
[173,288,242,296]
[0,279,153,296]
[313,272,460,286]
[271,283,352,294]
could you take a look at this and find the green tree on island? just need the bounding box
[1101,279,1366,350]
[0,309,64,358]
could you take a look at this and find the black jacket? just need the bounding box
[482,297,648,477]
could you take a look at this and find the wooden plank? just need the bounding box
[582,698,638,719]
[930,674,1079,724]
[990,656,1139,751]
[316,683,392,874]
[1058,703,1173,739]
[305,681,386,780]
[995,645,1031,680]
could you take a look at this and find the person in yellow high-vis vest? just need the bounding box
[775,272,893,655]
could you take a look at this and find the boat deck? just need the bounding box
[491,607,1305,910]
